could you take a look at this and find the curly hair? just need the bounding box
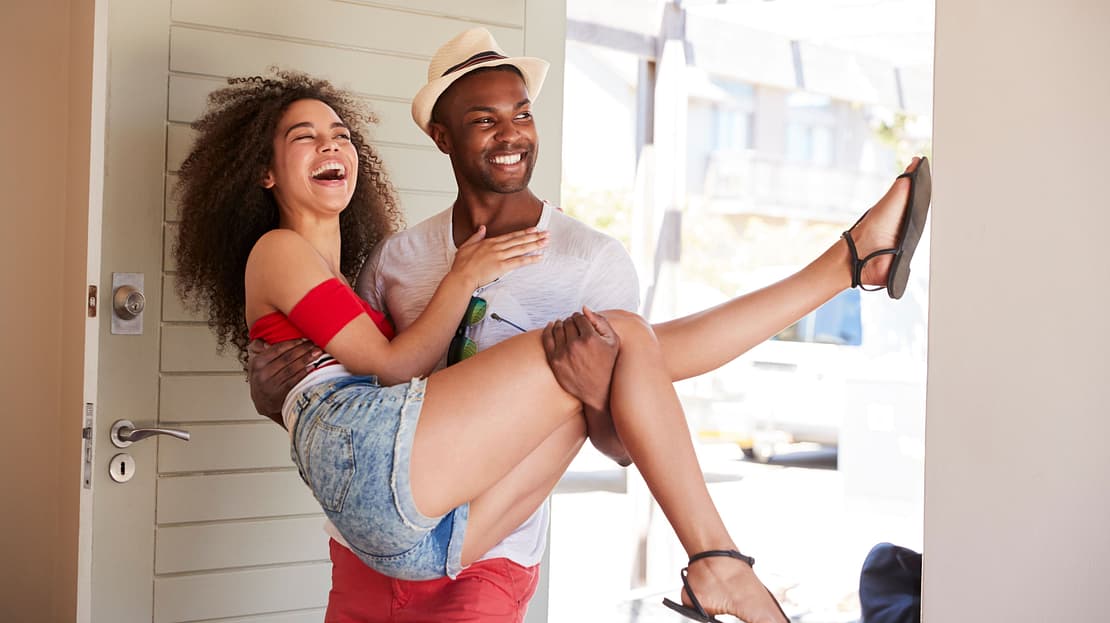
[173,69,403,364]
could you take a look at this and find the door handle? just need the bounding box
[110,419,191,448]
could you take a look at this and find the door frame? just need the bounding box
[79,0,172,619]
[76,0,109,621]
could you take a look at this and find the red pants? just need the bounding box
[325,539,541,622]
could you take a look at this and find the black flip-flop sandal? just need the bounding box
[662,549,791,622]
[842,156,932,300]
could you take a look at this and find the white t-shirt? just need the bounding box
[339,201,639,568]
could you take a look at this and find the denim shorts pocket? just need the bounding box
[354,541,431,580]
[302,418,355,513]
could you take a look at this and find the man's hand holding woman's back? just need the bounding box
[246,339,321,425]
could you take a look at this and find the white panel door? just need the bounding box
[89,1,561,621]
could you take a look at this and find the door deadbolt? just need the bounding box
[110,272,144,335]
[113,285,145,319]
[108,453,136,483]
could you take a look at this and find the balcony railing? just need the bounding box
[703,150,892,223]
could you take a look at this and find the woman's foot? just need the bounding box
[844,156,927,291]
[675,553,790,623]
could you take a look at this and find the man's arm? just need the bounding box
[246,339,321,426]
[541,309,630,466]
[582,240,641,461]
[544,237,641,465]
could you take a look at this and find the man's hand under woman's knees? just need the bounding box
[541,308,630,466]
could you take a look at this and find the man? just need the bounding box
[250,27,638,621]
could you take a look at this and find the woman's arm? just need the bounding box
[246,228,547,385]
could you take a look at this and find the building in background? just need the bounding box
[561,0,932,459]
[551,2,933,620]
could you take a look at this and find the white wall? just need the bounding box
[925,1,1110,620]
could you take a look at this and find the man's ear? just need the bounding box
[428,122,452,155]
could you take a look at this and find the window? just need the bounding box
[711,78,755,151]
[786,92,836,166]
[714,107,754,151]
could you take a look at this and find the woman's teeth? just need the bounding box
[311,162,346,179]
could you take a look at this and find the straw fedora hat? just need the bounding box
[411,27,549,136]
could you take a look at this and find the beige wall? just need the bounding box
[925,0,1110,620]
[5,0,1108,620]
[0,0,92,620]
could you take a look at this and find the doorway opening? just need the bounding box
[552,1,933,620]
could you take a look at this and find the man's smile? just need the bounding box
[489,152,524,166]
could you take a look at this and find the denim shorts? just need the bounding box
[289,375,469,580]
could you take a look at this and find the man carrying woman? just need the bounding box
[177,28,929,623]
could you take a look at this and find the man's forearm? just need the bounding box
[246,339,319,422]
[261,410,285,429]
[584,405,630,466]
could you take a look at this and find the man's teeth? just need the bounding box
[490,153,523,165]
[311,162,346,178]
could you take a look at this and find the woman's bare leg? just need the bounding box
[410,331,584,519]
[655,157,922,381]
[604,311,787,622]
[405,160,921,621]
[410,313,788,622]
[461,417,585,564]
[409,158,925,508]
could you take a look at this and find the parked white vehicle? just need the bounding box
[678,262,928,462]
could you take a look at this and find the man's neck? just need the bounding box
[451,189,544,247]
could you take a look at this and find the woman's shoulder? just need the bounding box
[245,229,335,313]
[254,227,310,249]
[249,228,316,262]
[246,229,329,278]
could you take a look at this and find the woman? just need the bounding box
[175,70,928,623]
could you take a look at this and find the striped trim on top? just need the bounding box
[442,50,508,77]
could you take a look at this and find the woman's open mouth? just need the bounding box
[311,161,347,183]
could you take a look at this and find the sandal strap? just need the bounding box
[678,566,710,618]
[842,230,864,289]
[688,549,756,567]
[842,230,898,292]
